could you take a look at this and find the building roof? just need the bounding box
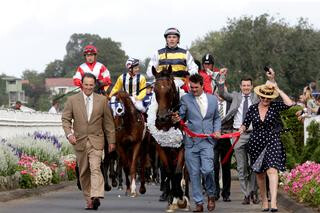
[45,78,74,88]
[2,76,21,80]
[21,79,29,84]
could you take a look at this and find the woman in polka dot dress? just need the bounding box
[239,81,294,212]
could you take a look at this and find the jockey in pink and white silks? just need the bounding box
[73,45,111,90]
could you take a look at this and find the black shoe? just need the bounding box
[250,191,260,204]
[270,208,278,212]
[92,198,100,210]
[262,208,269,212]
[159,192,168,201]
[242,196,250,205]
[223,197,231,202]
[85,207,94,210]
[214,196,220,201]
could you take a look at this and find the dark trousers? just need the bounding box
[213,138,232,198]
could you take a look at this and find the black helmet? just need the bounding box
[202,54,214,65]
[164,27,180,38]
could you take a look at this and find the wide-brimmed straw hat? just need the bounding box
[254,84,279,99]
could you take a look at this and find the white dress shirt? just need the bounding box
[83,92,93,121]
[195,92,208,118]
[233,93,252,129]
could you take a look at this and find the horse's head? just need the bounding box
[152,65,180,131]
[110,96,124,117]
[110,91,137,129]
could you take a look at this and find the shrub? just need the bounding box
[302,120,320,163]
[0,144,19,176]
[280,105,304,169]
[281,161,320,207]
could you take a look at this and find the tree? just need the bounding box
[22,69,49,110]
[0,74,9,107]
[44,60,65,78]
[190,14,320,96]
[61,33,128,83]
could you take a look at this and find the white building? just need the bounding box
[45,78,78,95]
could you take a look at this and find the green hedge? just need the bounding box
[281,105,320,169]
[280,105,304,169]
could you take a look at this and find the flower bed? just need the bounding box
[280,161,320,208]
[0,132,76,190]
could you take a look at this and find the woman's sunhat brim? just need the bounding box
[254,85,279,99]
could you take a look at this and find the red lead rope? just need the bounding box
[179,120,240,165]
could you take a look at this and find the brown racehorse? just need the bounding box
[151,65,189,211]
[110,91,148,197]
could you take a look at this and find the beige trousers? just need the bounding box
[75,140,104,202]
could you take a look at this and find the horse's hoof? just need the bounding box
[112,179,118,187]
[125,189,130,196]
[177,196,190,210]
[130,191,137,198]
[166,203,178,213]
[139,186,146,194]
[118,185,123,191]
[105,184,112,191]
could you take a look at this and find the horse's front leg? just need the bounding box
[109,151,118,187]
[117,146,130,196]
[129,142,142,197]
[175,148,190,210]
[102,149,111,191]
[139,137,149,195]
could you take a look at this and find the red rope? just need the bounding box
[179,120,240,165]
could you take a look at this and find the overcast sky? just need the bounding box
[1,0,320,78]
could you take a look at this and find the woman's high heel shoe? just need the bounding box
[270,208,278,212]
[262,208,269,212]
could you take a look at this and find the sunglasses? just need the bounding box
[260,96,271,100]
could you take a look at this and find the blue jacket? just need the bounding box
[179,93,221,148]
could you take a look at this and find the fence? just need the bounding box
[0,109,64,139]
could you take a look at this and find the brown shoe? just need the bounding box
[207,196,215,211]
[193,204,204,212]
[242,196,250,205]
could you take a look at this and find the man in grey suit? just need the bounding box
[172,74,221,212]
[217,68,259,205]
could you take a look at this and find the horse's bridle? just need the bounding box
[154,76,180,121]
[109,99,125,131]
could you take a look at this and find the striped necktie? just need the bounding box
[219,101,224,119]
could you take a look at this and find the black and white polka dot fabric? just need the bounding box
[243,101,291,173]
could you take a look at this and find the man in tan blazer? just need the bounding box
[62,73,115,210]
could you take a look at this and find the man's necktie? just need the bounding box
[198,96,206,117]
[242,95,249,122]
[129,76,133,95]
[219,101,224,119]
[86,96,90,121]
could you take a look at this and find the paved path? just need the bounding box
[0,181,290,213]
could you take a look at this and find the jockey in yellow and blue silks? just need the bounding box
[146,27,198,94]
[109,57,147,111]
